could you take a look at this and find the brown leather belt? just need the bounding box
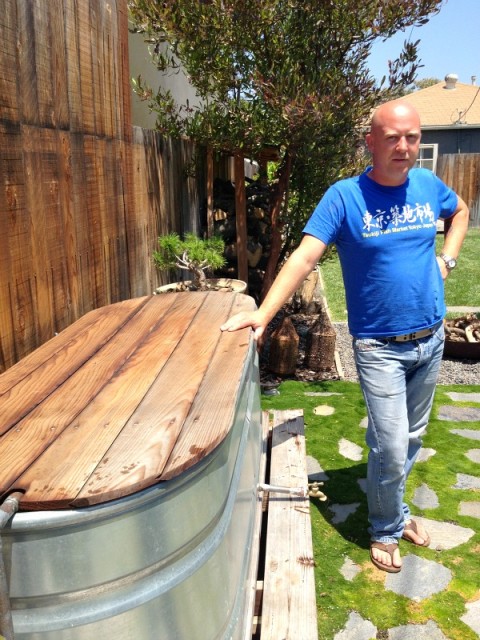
[383,321,442,342]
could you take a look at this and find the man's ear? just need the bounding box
[365,132,373,152]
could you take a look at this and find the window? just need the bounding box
[415,143,438,173]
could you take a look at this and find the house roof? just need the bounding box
[405,74,480,129]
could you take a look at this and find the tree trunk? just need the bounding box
[260,153,293,301]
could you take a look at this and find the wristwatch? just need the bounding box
[440,253,457,270]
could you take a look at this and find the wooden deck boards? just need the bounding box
[0,292,256,510]
[259,409,318,640]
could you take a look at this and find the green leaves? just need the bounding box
[130,0,443,262]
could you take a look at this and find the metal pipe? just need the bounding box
[0,492,23,640]
[257,483,308,497]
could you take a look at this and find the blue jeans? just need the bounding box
[352,323,445,544]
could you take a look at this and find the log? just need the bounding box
[305,308,336,372]
[268,316,299,375]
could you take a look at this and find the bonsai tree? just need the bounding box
[153,232,227,290]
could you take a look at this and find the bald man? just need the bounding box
[221,100,469,572]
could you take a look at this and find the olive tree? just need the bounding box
[129,0,444,298]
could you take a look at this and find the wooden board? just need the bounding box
[260,410,318,640]
[0,292,256,510]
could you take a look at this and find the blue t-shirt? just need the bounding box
[303,168,459,338]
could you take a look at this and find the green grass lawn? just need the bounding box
[262,380,480,640]
[321,227,480,322]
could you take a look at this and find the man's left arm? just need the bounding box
[437,196,469,280]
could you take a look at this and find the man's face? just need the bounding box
[365,106,421,186]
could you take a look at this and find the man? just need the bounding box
[221,100,469,572]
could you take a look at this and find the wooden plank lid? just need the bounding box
[0,292,256,511]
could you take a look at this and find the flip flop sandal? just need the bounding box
[402,519,431,547]
[370,541,402,573]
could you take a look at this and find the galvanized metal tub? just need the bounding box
[3,348,262,640]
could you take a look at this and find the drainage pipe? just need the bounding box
[0,492,23,640]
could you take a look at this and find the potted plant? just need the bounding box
[153,232,246,293]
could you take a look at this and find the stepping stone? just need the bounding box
[447,391,480,403]
[340,557,361,581]
[313,404,335,416]
[339,438,363,461]
[329,502,360,524]
[359,416,368,429]
[459,501,480,519]
[465,448,480,463]
[306,455,329,482]
[412,483,439,509]
[357,478,367,494]
[409,516,475,550]
[333,611,376,640]
[389,620,448,639]
[416,447,436,462]
[461,599,480,637]
[438,405,480,421]
[453,473,480,491]
[451,428,480,441]
[305,391,342,396]
[386,554,452,601]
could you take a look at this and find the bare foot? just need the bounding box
[402,519,431,547]
[370,541,402,573]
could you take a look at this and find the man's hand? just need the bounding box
[220,310,268,345]
[436,256,450,281]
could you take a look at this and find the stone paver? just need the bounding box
[357,478,367,493]
[359,416,368,429]
[333,612,376,640]
[466,448,480,463]
[459,501,480,519]
[329,502,360,524]
[313,404,335,416]
[416,447,436,462]
[438,405,480,421]
[339,438,363,461]
[409,516,475,550]
[306,455,329,482]
[304,391,343,397]
[340,557,361,581]
[388,620,448,640]
[453,473,480,490]
[412,483,439,509]
[451,428,480,441]
[385,554,452,601]
[461,599,480,637]
[447,391,480,403]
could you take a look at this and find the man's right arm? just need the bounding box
[220,234,328,341]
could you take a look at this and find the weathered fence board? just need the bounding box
[437,153,480,227]
[0,0,203,372]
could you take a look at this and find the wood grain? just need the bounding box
[0,293,257,511]
[260,410,318,640]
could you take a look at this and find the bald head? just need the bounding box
[370,101,421,133]
[365,100,422,186]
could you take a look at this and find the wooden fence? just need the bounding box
[1,1,479,373]
[437,153,480,227]
[0,0,202,372]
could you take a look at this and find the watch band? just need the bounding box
[440,253,457,270]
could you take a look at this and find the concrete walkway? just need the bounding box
[306,391,480,640]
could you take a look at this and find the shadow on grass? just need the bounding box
[309,462,373,550]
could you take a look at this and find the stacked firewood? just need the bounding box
[445,314,480,343]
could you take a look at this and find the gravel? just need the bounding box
[259,311,480,387]
[334,321,480,386]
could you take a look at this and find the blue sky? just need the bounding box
[368,0,479,85]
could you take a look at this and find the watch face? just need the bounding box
[443,255,456,269]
